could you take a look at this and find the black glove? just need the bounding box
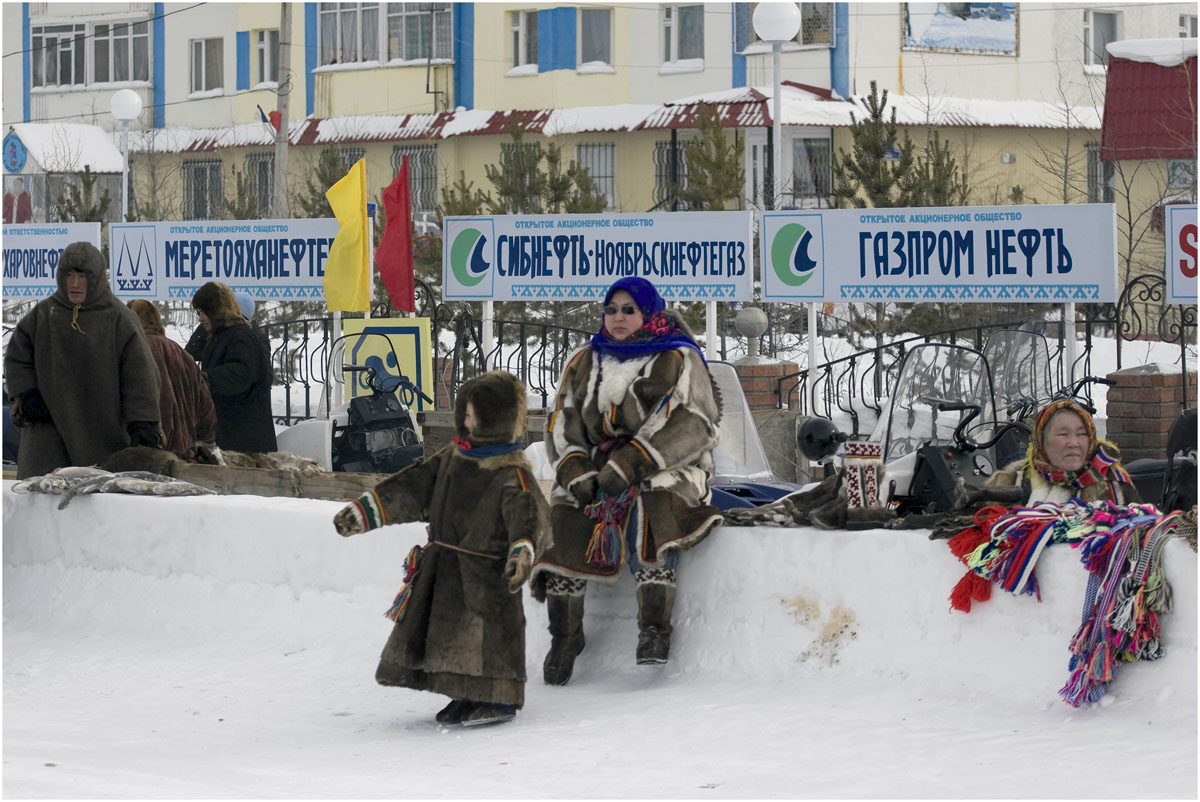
[16,388,52,425]
[569,475,597,506]
[127,421,163,449]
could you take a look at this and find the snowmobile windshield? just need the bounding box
[880,343,998,462]
[983,329,1054,420]
[710,361,776,483]
[316,332,411,419]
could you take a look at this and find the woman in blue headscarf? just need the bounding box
[530,277,723,684]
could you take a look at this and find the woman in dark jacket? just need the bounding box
[190,281,277,453]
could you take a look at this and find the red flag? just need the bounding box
[377,156,415,313]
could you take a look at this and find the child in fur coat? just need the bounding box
[333,370,550,727]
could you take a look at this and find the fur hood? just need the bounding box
[455,370,527,445]
[55,241,111,309]
[127,299,166,335]
[191,282,247,333]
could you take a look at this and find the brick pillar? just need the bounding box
[1105,368,1197,461]
[433,356,455,411]
[734,361,800,410]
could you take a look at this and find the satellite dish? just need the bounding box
[797,417,848,462]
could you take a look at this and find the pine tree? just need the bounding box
[54,164,113,224]
[224,164,260,220]
[677,103,744,212]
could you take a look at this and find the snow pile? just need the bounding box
[3,484,1195,797]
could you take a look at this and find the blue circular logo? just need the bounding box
[3,133,27,173]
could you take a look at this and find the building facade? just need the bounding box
[2,1,1195,267]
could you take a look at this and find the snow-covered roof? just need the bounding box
[103,86,1102,157]
[1107,37,1197,68]
[9,122,126,173]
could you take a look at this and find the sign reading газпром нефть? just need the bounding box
[106,218,339,301]
[442,211,754,302]
[3,223,102,300]
[762,203,1118,303]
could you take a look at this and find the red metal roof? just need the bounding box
[1101,55,1197,161]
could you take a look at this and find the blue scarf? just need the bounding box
[452,437,525,459]
[590,320,706,363]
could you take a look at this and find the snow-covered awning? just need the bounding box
[7,123,126,174]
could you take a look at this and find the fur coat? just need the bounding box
[4,242,160,478]
[129,300,217,453]
[191,282,277,454]
[532,327,723,592]
[986,452,1140,506]
[352,371,550,707]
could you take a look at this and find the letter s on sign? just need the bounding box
[1180,222,1197,279]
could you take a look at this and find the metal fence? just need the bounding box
[262,275,1196,427]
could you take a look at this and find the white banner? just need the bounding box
[761,203,1118,303]
[442,212,754,302]
[1166,204,1197,304]
[2,222,103,300]
[107,218,339,301]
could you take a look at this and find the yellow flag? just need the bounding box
[323,158,369,312]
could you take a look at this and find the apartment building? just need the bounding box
[2,2,1195,237]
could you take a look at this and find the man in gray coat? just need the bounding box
[4,241,162,478]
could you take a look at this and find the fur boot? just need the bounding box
[543,592,586,685]
[635,577,676,665]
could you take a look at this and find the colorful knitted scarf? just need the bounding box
[451,437,524,459]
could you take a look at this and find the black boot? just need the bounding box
[635,581,676,665]
[543,592,585,685]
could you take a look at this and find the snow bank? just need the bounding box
[3,485,1196,797]
[4,486,1194,702]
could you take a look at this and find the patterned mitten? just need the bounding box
[334,490,387,537]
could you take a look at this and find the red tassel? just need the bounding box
[949,571,992,612]
[948,526,990,561]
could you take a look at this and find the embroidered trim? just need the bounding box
[544,574,587,596]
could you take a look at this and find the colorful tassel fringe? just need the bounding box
[583,486,636,568]
[383,543,424,623]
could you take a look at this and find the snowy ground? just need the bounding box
[3,484,1196,799]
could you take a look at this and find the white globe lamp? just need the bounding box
[110,89,143,222]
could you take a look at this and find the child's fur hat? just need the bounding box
[454,370,527,445]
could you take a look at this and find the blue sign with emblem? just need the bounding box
[3,133,27,173]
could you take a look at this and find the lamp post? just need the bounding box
[110,89,143,222]
[753,4,819,413]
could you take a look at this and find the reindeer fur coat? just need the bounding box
[532,326,723,596]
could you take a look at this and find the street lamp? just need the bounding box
[752,1,800,210]
[753,3,819,415]
[110,89,143,222]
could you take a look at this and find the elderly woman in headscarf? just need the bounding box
[530,276,723,685]
[127,299,218,457]
[985,399,1140,506]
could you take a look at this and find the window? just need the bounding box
[1085,144,1113,204]
[93,22,150,83]
[663,5,703,63]
[511,10,538,68]
[191,38,224,93]
[318,2,380,65]
[182,160,224,220]
[743,2,834,49]
[256,29,279,84]
[246,153,275,217]
[580,8,612,66]
[1181,14,1198,38]
[1084,10,1118,67]
[653,139,693,208]
[387,3,452,61]
[391,144,438,212]
[31,24,85,87]
[339,148,366,172]
[791,136,832,204]
[577,143,615,209]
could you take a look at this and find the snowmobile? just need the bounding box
[275,332,429,474]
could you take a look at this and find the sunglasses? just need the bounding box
[603,304,639,316]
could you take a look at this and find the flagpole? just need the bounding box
[366,202,375,320]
